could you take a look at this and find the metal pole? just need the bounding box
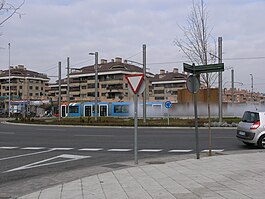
[143,44,146,123]
[134,94,138,165]
[231,69,234,104]
[95,52,98,121]
[218,37,223,123]
[67,57,70,117]
[58,61,62,121]
[250,74,253,101]
[194,91,199,159]
[8,43,11,117]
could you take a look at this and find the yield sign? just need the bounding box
[126,74,144,94]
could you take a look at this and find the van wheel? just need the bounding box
[257,135,265,149]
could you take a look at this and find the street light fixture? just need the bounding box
[89,52,98,121]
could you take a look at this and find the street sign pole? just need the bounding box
[126,74,145,165]
[134,94,138,165]
[192,63,200,160]
[193,90,199,159]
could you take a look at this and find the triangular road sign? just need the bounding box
[126,74,144,94]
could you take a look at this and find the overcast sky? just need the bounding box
[0,0,265,93]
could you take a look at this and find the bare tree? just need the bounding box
[174,0,218,156]
[0,0,25,26]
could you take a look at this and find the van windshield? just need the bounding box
[242,111,260,123]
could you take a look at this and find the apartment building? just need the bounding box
[48,58,189,103]
[150,68,187,102]
[0,65,50,111]
[223,88,265,104]
[48,57,154,103]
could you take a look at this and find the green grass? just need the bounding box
[10,116,241,127]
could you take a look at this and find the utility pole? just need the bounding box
[89,52,99,121]
[8,43,11,117]
[250,74,253,101]
[143,44,147,123]
[218,37,223,123]
[231,69,234,105]
[58,61,62,121]
[67,57,70,117]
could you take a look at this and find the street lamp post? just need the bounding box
[89,52,99,121]
[8,43,11,118]
[250,74,253,101]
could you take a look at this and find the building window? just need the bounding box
[30,86,33,89]
[20,86,22,89]
[36,86,39,90]
[81,86,87,89]
[154,90,164,94]
[29,93,33,96]
[155,96,164,100]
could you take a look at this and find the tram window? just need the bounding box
[69,106,79,113]
[114,105,129,113]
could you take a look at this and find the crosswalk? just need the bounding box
[0,146,224,153]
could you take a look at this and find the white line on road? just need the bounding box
[3,154,91,173]
[201,149,224,153]
[21,147,46,150]
[108,149,132,152]
[0,146,18,149]
[139,149,163,152]
[0,149,54,161]
[50,148,74,151]
[168,149,193,153]
[78,148,103,151]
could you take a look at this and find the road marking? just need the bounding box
[50,148,73,151]
[168,149,193,153]
[201,149,224,153]
[139,149,162,152]
[78,148,103,151]
[0,149,54,161]
[108,149,132,152]
[0,147,18,149]
[21,147,46,150]
[3,154,91,173]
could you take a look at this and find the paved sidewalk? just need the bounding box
[17,152,265,199]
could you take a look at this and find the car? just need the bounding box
[237,111,265,149]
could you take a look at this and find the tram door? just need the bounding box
[99,105,108,116]
[61,105,66,117]
[84,105,92,116]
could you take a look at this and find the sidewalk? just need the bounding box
[18,152,265,199]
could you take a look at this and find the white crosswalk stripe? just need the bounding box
[108,149,132,152]
[21,147,46,150]
[0,147,18,149]
[139,149,163,152]
[168,149,193,153]
[201,149,224,153]
[78,148,103,151]
[51,148,74,151]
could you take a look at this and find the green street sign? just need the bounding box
[183,63,224,74]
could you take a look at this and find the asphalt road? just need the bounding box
[0,122,258,197]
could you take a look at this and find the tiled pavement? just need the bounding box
[17,152,265,199]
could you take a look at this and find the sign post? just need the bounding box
[165,101,172,126]
[126,74,145,165]
[184,62,224,159]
